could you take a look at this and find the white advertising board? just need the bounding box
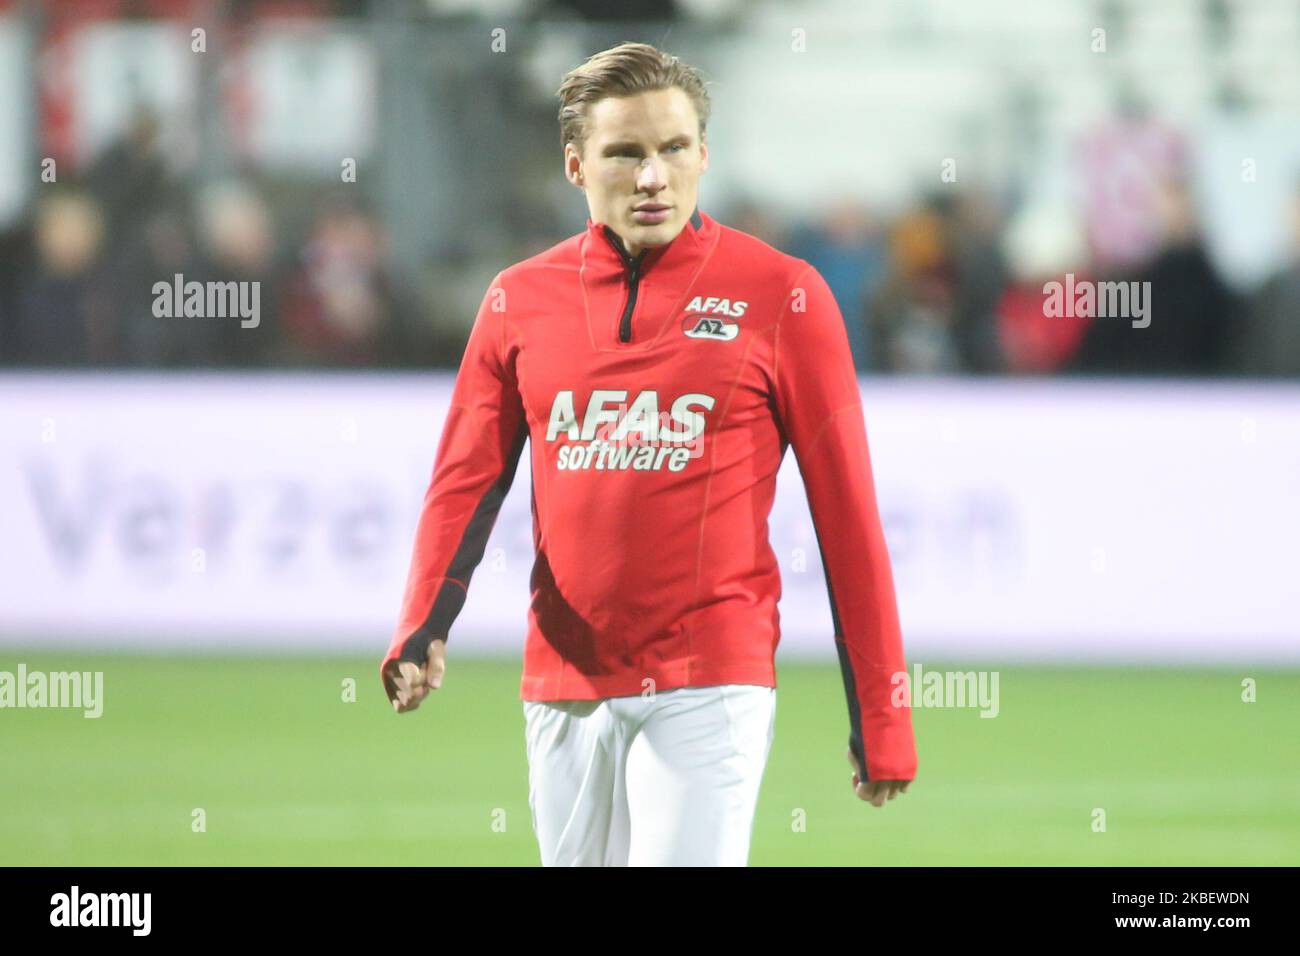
[1,374,1296,664]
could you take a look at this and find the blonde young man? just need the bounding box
[382,42,916,866]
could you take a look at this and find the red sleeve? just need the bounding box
[773,263,917,782]
[380,272,528,690]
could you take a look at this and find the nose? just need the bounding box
[636,156,667,192]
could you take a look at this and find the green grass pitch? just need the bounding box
[1,652,1297,865]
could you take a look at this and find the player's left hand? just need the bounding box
[846,747,912,807]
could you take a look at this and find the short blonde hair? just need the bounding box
[556,42,711,156]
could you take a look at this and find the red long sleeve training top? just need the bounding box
[382,208,917,782]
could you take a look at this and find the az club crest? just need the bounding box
[681,314,739,341]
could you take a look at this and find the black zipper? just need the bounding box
[604,227,643,343]
[618,259,641,343]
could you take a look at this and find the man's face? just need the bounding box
[565,87,709,257]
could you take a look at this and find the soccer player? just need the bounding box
[381,42,916,866]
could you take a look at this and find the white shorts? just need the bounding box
[522,683,776,867]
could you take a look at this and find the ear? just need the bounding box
[699,139,709,175]
[564,143,585,188]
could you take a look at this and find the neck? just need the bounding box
[596,207,703,264]
[602,226,647,264]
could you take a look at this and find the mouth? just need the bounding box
[632,203,672,224]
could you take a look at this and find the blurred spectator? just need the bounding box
[0,226,31,362]
[1074,176,1236,375]
[725,197,787,250]
[13,191,113,365]
[995,202,1092,374]
[279,197,414,367]
[868,206,959,374]
[87,108,172,252]
[110,200,206,366]
[945,189,1009,373]
[193,181,280,366]
[1235,185,1300,377]
[786,201,885,372]
[1076,107,1188,273]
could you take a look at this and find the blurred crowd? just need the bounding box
[2,115,1299,377]
[0,114,441,370]
[733,175,1300,379]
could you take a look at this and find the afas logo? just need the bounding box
[685,295,748,318]
[546,389,715,473]
[681,294,746,341]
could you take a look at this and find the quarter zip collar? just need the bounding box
[583,205,711,279]
[580,206,717,349]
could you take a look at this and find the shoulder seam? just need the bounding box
[773,261,818,401]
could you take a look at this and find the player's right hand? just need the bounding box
[382,639,446,713]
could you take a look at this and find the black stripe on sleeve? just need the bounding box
[398,421,530,664]
[814,527,871,782]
